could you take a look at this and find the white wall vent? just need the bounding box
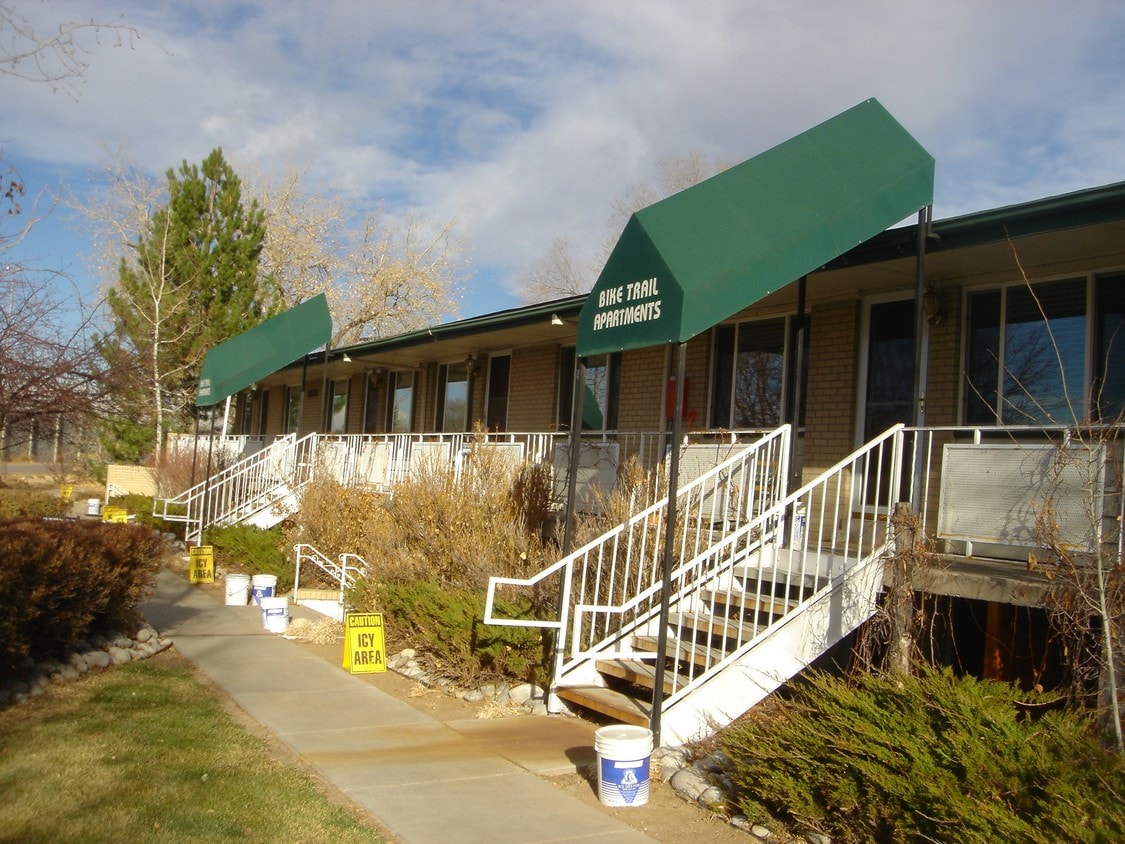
[938,443,1104,552]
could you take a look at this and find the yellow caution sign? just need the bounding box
[189,545,215,584]
[60,484,73,502]
[101,505,129,524]
[342,613,386,674]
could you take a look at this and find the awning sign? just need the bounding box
[342,612,386,674]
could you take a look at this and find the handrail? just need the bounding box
[293,544,368,605]
[485,424,792,696]
[155,432,313,543]
[565,424,905,708]
[486,423,905,722]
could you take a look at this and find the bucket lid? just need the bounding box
[594,724,657,742]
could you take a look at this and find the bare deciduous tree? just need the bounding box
[0,1,140,98]
[519,152,729,303]
[249,168,465,346]
[0,267,106,459]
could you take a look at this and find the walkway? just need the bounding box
[140,569,655,843]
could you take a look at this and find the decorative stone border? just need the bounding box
[0,625,173,707]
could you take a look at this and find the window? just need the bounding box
[963,276,1122,425]
[285,386,302,434]
[1095,272,1125,421]
[238,392,254,435]
[437,362,470,432]
[329,379,349,433]
[257,389,269,436]
[862,300,915,439]
[386,371,415,433]
[363,376,379,434]
[485,354,511,432]
[710,316,807,428]
[557,348,620,430]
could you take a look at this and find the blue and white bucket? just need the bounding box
[594,724,653,807]
[260,596,289,633]
[250,574,277,606]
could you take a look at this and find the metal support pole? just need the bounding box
[650,342,687,745]
[562,358,586,556]
[911,206,932,505]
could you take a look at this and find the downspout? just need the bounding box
[911,206,932,506]
[786,275,808,494]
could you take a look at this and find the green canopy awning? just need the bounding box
[195,294,332,407]
[577,99,935,356]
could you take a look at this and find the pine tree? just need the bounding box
[103,148,277,456]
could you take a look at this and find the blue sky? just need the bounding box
[4,0,1125,323]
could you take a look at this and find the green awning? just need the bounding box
[195,294,332,407]
[577,99,935,356]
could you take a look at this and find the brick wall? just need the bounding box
[803,299,859,479]
[506,346,561,431]
[106,464,157,497]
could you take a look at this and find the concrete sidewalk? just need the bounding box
[140,569,655,843]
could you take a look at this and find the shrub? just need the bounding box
[363,579,550,684]
[0,519,165,674]
[719,667,1125,843]
[205,524,292,592]
[108,493,184,538]
[0,485,69,520]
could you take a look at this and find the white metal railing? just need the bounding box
[900,424,1125,560]
[484,425,793,690]
[154,427,777,542]
[156,432,315,543]
[485,424,905,718]
[293,544,368,605]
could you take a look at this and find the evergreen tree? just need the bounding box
[102,148,277,457]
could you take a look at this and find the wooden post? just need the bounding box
[888,502,917,675]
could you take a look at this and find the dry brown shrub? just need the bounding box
[151,445,237,497]
[284,444,552,593]
[281,476,390,587]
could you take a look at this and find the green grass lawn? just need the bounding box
[0,655,385,843]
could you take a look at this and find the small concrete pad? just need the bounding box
[348,770,654,844]
[445,716,598,776]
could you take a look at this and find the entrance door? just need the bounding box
[860,297,916,504]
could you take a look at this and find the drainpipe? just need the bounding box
[911,206,932,506]
[786,275,808,494]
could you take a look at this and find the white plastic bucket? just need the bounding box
[86,498,102,517]
[224,573,251,606]
[594,724,653,807]
[260,596,289,633]
[250,574,277,606]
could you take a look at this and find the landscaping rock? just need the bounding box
[669,766,712,802]
[507,682,544,706]
[2,623,179,710]
[653,745,692,780]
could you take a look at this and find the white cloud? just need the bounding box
[3,0,1124,315]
